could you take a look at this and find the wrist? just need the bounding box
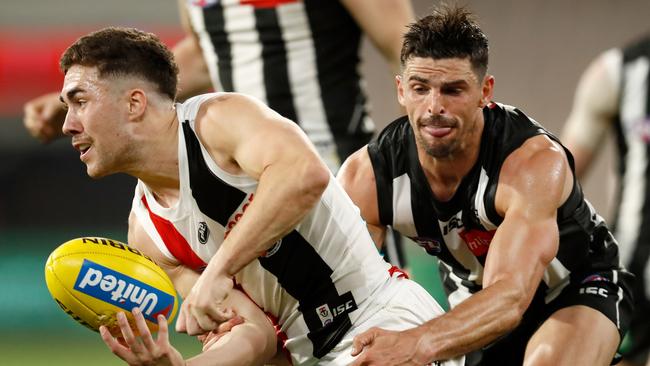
[204,254,234,279]
[409,324,437,362]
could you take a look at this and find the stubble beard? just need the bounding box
[419,135,458,159]
[416,115,459,159]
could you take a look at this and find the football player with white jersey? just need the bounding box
[57,27,463,366]
[24,0,414,270]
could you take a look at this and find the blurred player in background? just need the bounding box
[562,34,650,366]
[58,27,462,365]
[25,0,413,170]
[338,5,634,365]
[24,0,414,269]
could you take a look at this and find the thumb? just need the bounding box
[175,303,187,333]
[351,329,375,356]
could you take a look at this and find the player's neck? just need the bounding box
[131,109,181,207]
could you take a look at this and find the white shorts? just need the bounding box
[319,276,465,366]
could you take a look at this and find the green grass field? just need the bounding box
[0,331,202,366]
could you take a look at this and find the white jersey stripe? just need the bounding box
[475,168,497,230]
[613,269,622,328]
[225,5,266,102]
[616,56,649,267]
[276,2,337,169]
[391,174,418,238]
[440,262,474,308]
[439,213,483,283]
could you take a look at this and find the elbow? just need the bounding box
[500,303,525,334]
[299,159,330,201]
[494,288,528,334]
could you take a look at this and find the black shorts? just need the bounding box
[467,269,635,366]
[621,269,650,364]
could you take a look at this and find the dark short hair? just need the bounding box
[401,5,489,79]
[60,27,179,100]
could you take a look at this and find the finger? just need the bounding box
[132,307,156,351]
[199,304,235,327]
[215,306,236,321]
[190,306,218,333]
[157,315,171,347]
[216,315,244,334]
[100,325,137,364]
[116,311,144,354]
[351,330,376,357]
[186,310,212,336]
[179,300,210,336]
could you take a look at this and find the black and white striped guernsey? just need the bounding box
[368,102,623,309]
[185,0,374,169]
[613,36,650,299]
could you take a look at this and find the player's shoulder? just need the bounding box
[338,145,374,187]
[199,92,269,118]
[373,115,411,146]
[497,134,571,212]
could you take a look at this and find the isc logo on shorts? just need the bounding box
[73,260,175,322]
[579,286,609,298]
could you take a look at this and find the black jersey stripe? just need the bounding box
[258,231,354,358]
[367,142,393,227]
[304,0,367,158]
[183,121,352,358]
[202,4,234,92]
[182,121,247,223]
[254,7,298,123]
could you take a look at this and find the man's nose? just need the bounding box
[62,110,81,136]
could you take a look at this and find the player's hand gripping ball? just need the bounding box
[44,237,178,336]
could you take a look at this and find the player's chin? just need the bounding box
[85,164,111,179]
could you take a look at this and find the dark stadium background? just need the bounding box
[2,1,649,364]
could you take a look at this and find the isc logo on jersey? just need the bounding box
[74,259,175,322]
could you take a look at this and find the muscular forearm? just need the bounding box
[209,160,330,277]
[421,280,524,360]
[187,323,276,366]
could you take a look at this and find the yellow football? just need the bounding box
[44,237,178,336]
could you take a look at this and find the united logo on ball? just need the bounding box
[44,237,178,335]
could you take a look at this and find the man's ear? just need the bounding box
[479,75,494,108]
[396,75,406,107]
[128,89,147,121]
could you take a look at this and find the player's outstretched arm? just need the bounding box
[100,309,185,366]
[350,136,567,365]
[340,0,414,75]
[23,91,67,143]
[101,292,279,366]
[122,213,280,365]
[561,49,621,178]
[176,93,330,334]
